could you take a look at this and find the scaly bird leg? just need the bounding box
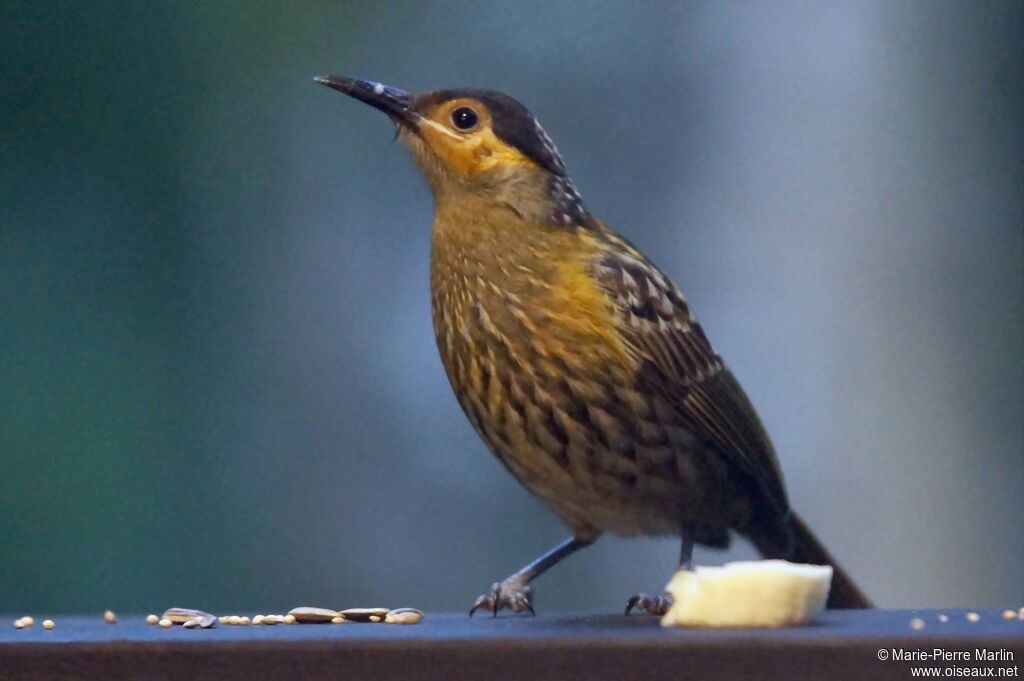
[625,534,694,616]
[470,535,596,617]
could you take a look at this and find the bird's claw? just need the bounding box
[469,580,535,617]
[624,593,673,616]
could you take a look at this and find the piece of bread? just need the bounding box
[661,560,833,628]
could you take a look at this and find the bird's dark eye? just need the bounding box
[451,107,479,131]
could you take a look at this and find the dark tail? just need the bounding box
[751,511,872,609]
[787,513,872,609]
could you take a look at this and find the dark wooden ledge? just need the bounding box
[1,609,1021,681]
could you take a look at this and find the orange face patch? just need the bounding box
[414,97,538,178]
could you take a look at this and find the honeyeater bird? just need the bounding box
[315,75,872,615]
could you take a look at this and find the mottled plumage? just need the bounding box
[430,208,788,550]
[316,75,871,613]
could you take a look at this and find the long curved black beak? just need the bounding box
[314,75,418,129]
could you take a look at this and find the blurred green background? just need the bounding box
[1,0,1021,615]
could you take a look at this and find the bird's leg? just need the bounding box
[470,535,596,617]
[625,535,694,616]
[679,534,694,570]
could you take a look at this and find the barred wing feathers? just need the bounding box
[593,239,790,520]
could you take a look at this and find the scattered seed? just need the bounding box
[146,614,159,625]
[910,618,925,631]
[163,608,209,624]
[162,608,217,628]
[966,612,980,623]
[162,609,196,623]
[263,615,284,625]
[252,615,265,625]
[43,620,55,630]
[13,620,25,629]
[219,615,231,624]
[21,617,34,627]
[288,607,340,623]
[283,614,296,625]
[937,614,949,623]
[104,610,117,624]
[159,618,172,628]
[239,616,250,625]
[228,615,242,625]
[1018,607,1024,620]
[1002,609,1017,621]
[385,608,423,617]
[339,608,390,623]
[330,616,346,624]
[385,608,424,625]
[182,618,202,629]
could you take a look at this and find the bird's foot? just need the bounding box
[624,593,673,616]
[469,577,535,617]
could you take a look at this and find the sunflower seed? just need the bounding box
[162,608,217,628]
[288,607,340,623]
[385,608,423,625]
[340,608,390,622]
